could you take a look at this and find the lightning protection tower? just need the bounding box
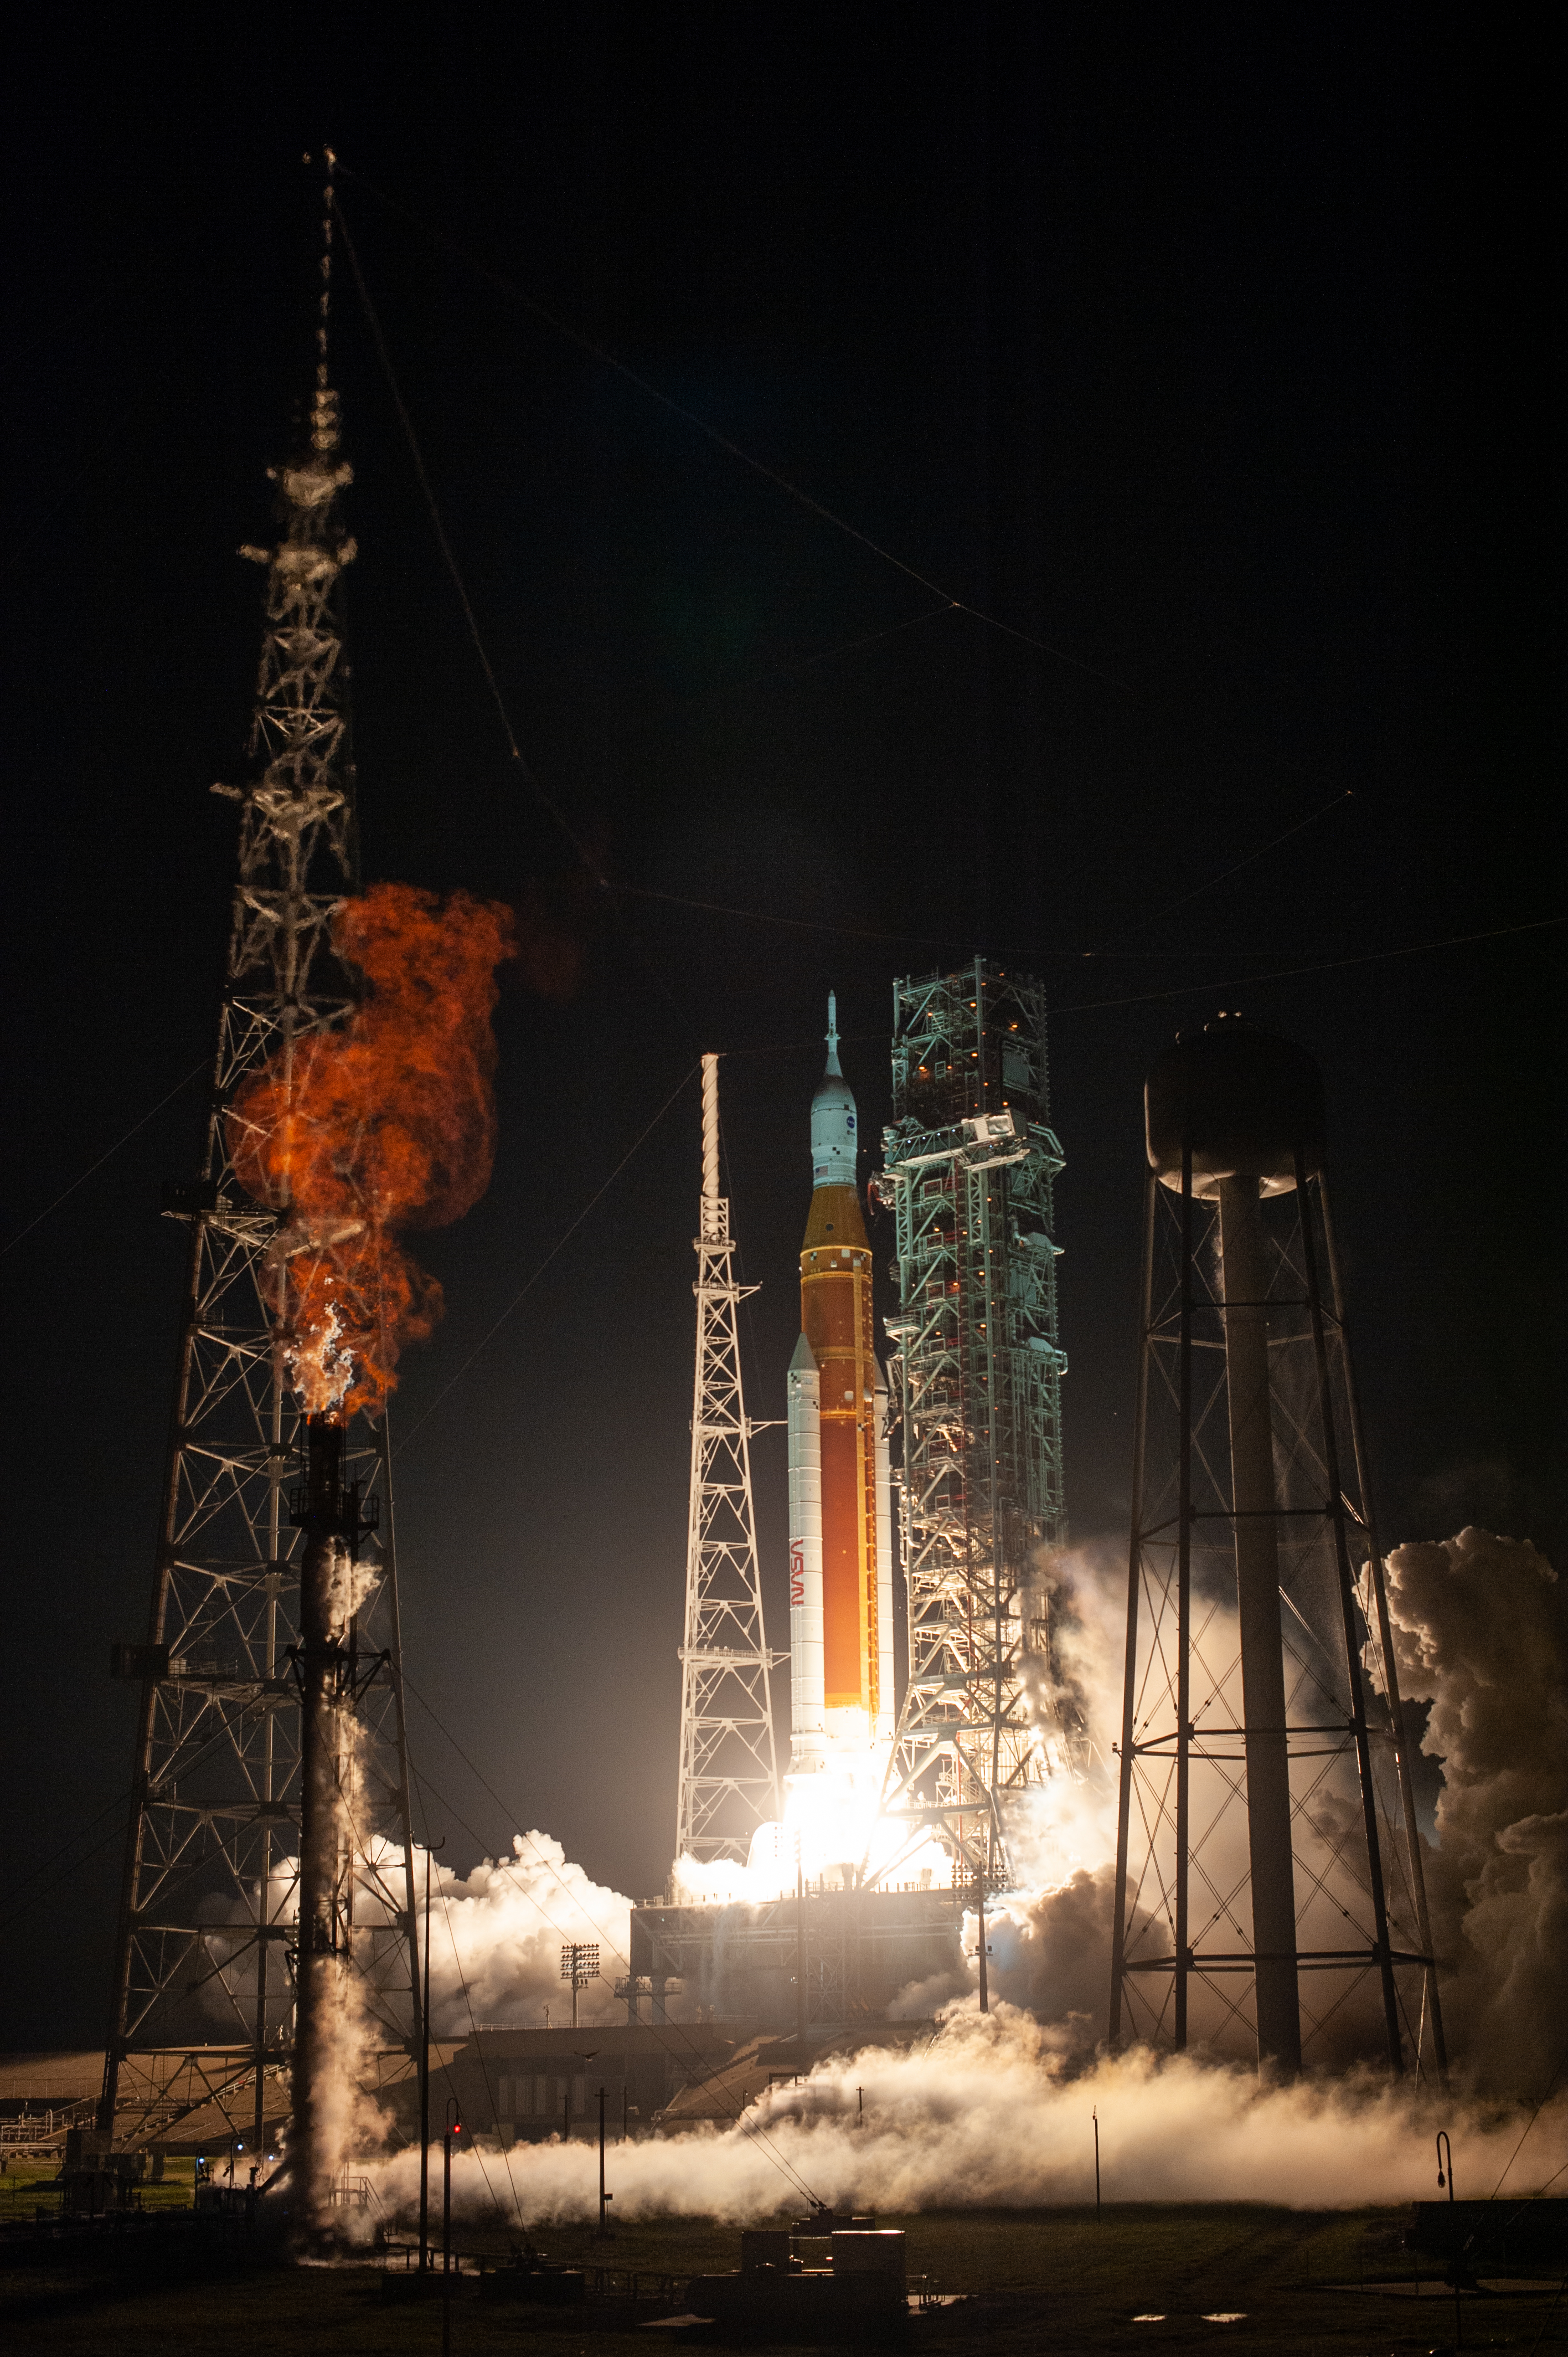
[874,960,1072,1887]
[674,1055,781,1864]
[1108,1014,1445,2080]
[100,168,419,2154]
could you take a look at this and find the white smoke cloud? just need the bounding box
[1384,1526,1568,2096]
[359,2003,1566,2230]
[419,1835,634,2032]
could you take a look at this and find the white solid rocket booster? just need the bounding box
[787,1331,826,1771]
[874,1359,895,1747]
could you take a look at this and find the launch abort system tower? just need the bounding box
[874,960,1070,1885]
[1108,1015,1445,2078]
[100,178,418,2158]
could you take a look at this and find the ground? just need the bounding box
[1,2170,1562,2355]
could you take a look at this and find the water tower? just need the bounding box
[1107,1014,1444,2079]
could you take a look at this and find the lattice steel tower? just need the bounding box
[100,168,419,2152]
[1108,1015,1444,2079]
[674,1056,781,1864]
[875,961,1071,1885]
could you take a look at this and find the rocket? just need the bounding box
[788,996,895,1775]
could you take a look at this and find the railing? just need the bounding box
[0,2101,97,2147]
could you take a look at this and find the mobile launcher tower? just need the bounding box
[871,960,1072,1890]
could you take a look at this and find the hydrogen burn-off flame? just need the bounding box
[228,882,516,1414]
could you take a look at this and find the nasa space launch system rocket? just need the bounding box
[787,998,895,1780]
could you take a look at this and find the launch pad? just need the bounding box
[629,1881,964,2032]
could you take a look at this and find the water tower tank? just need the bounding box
[1144,1013,1325,1198]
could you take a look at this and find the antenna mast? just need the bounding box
[99,157,419,2164]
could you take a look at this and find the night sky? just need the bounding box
[3,12,1557,2051]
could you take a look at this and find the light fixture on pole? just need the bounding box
[560,1942,600,2030]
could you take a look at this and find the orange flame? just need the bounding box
[228,883,517,1416]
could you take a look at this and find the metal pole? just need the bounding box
[441,2112,453,2356]
[1439,2131,1461,2348]
[377,1409,426,2147]
[419,1839,442,2271]
[976,1862,989,2015]
[1094,2107,1101,2219]
[1294,1152,1402,2074]
[1216,1174,1299,2076]
[796,1856,807,2046]
[1174,1144,1193,2051]
[293,1414,353,2229]
[1320,1176,1448,2088]
[597,2085,610,2233]
[1109,1170,1156,2047]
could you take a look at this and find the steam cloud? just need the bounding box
[1385,1526,1568,2096]
[326,1531,1568,2229]
[359,2004,1567,2231]
[417,1835,635,2032]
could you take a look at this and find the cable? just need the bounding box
[679,603,958,701]
[0,1054,208,1259]
[337,193,695,1032]
[332,158,1127,693]
[397,1062,700,1447]
[1051,913,1566,1017]
[333,200,607,889]
[608,887,1317,961]
[1089,790,1356,954]
[1489,2051,1568,2200]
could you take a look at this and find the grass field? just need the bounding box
[2,2177,1563,2356]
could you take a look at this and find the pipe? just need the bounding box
[292,1413,355,2227]
[1216,1176,1301,2077]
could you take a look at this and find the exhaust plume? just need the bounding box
[228,882,516,1413]
[359,2004,1566,2230]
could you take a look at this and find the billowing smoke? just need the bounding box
[359,2003,1565,2231]
[1384,1526,1568,2096]
[419,1836,635,2032]
[885,1528,1567,2090]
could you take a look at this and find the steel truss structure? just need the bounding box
[674,1057,781,1863]
[100,213,419,2150]
[1108,1155,1446,2078]
[874,961,1071,1884]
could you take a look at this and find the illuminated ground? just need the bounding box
[1,2176,1564,2354]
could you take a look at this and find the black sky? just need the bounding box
[2,8,1558,2049]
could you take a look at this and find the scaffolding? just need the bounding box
[99,183,417,2151]
[674,1057,781,1863]
[874,960,1070,1883]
